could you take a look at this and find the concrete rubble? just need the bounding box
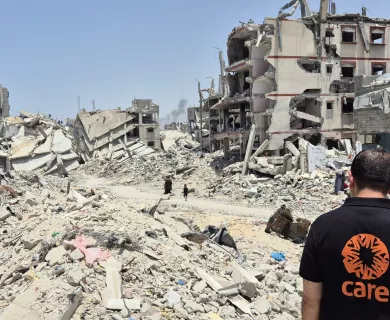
[0,111,80,176]
[0,130,336,320]
[0,2,376,319]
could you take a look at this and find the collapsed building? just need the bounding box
[0,85,10,118]
[0,111,80,175]
[74,99,161,161]
[199,0,390,174]
[354,74,390,151]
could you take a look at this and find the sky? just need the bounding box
[0,0,386,122]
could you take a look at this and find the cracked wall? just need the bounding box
[354,74,390,134]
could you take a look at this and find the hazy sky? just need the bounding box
[0,0,385,121]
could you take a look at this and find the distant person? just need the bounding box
[300,149,390,320]
[183,184,189,201]
[164,177,172,194]
[334,168,346,194]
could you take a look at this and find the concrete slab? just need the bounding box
[196,267,223,292]
[10,138,40,159]
[45,245,67,266]
[231,262,259,298]
[0,279,51,320]
[63,159,80,173]
[11,153,53,171]
[34,132,53,154]
[128,143,145,152]
[105,266,122,305]
[133,145,148,155]
[106,298,141,311]
[52,130,72,154]
[137,147,156,157]
[59,152,78,161]
[229,295,252,315]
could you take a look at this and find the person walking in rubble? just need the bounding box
[164,176,172,194]
[334,168,345,195]
[183,184,189,201]
[300,149,390,320]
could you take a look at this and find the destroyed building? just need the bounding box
[74,99,160,161]
[201,0,390,172]
[354,73,390,151]
[0,85,10,118]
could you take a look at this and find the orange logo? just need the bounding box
[341,234,390,302]
[342,234,389,280]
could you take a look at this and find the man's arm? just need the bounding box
[302,280,323,320]
[299,219,323,320]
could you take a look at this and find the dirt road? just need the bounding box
[85,176,273,220]
[83,175,301,260]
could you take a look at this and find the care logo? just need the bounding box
[341,234,390,302]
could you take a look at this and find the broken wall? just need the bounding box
[138,125,161,149]
[74,116,137,156]
[355,108,390,133]
[265,19,322,150]
[354,73,390,134]
[131,99,159,113]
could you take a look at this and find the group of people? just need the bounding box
[164,176,188,200]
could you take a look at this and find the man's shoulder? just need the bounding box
[311,204,348,229]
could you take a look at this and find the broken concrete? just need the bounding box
[45,246,67,266]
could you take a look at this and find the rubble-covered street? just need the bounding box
[0,128,349,320]
[2,0,389,318]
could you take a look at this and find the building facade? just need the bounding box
[204,1,390,163]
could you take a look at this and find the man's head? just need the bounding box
[349,148,390,197]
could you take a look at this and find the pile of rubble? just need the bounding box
[0,111,79,176]
[0,168,306,320]
[214,169,344,220]
[247,138,352,177]
[76,130,346,221]
[78,133,226,191]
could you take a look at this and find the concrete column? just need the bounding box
[283,154,293,173]
[239,104,246,128]
[223,111,229,130]
[138,113,142,125]
[240,136,246,158]
[320,134,326,147]
[124,123,127,144]
[351,133,357,150]
[223,138,229,160]
[258,114,267,145]
[241,124,256,175]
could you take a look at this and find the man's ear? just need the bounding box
[348,171,355,188]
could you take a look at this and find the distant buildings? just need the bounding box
[74,99,160,160]
[0,86,10,118]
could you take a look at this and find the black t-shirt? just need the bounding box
[300,198,390,320]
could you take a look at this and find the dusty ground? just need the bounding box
[83,174,303,264]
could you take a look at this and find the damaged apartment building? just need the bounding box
[354,74,390,152]
[74,99,160,161]
[205,0,390,173]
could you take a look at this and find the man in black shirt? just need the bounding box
[300,149,390,320]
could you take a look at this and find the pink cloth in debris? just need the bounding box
[70,235,110,264]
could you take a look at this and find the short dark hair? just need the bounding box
[351,148,390,194]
